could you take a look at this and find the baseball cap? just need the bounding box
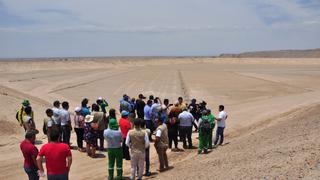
[74,107,81,112]
[121,110,129,116]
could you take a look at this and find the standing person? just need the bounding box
[60,101,72,146]
[84,115,98,158]
[92,104,107,151]
[120,95,132,113]
[188,99,199,132]
[52,100,61,125]
[43,109,55,142]
[104,118,123,180]
[81,98,91,117]
[177,97,187,111]
[129,98,136,115]
[207,109,216,149]
[52,100,62,139]
[126,118,150,180]
[159,105,168,124]
[151,98,161,120]
[16,99,34,131]
[20,131,39,180]
[178,108,195,149]
[141,119,151,176]
[198,112,211,154]
[22,106,38,133]
[214,105,228,146]
[135,94,146,119]
[106,108,117,127]
[73,107,85,152]
[119,111,131,160]
[144,100,153,141]
[37,128,72,180]
[167,102,182,151]
[128,112,136,125]
[154,117,169,172]
[96,97,108,114]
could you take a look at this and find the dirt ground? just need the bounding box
[0,58,319,179]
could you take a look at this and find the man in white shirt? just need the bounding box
[60,101,72,146]
[178,108,195,149]
[214,105,228,146]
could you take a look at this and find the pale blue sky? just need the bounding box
[0,0,319,58]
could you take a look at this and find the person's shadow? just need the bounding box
[94,153,106,158]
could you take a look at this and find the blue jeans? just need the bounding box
[47,173,68,180]
[214,127,225,145]
[24,167,39,180]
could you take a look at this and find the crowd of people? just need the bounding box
[18,94,228,180]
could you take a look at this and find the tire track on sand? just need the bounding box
[177,70,190,102]
[0,85,51,107]
[48,69,135,94]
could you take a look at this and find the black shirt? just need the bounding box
[135,99,146,118]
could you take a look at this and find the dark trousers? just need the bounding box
[97,130,105,150]
[47,173,68,180]
[145,147,150,173]
[137,113,144,119]
[179,126,193,148]
[145,120,153,140]
[192,120,198,131]
[122,139,130,160]
[61,125,71,145]
[214,127,225,145]
[24,167,39,180]
[74,128,84,149]
[168,129,178,149]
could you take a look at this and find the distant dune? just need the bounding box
[219,48,320,58]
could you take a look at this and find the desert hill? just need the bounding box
[219,48,320,58]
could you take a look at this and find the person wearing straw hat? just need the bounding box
[84,115,98,158]
[104,118,123,180]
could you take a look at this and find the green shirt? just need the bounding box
[208,114,215,128]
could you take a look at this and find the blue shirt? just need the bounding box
[81,107,91,117]
[104,129,123,149]
[144,105,151,121]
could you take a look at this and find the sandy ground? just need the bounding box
[0,58,320,179]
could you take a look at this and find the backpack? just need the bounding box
[200,117,211,135]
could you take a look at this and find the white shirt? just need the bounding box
[52,107,61,124]
[47,119,53,128]
[217,111,227,127]
[178,111,194,127]
[60,109,71,126]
